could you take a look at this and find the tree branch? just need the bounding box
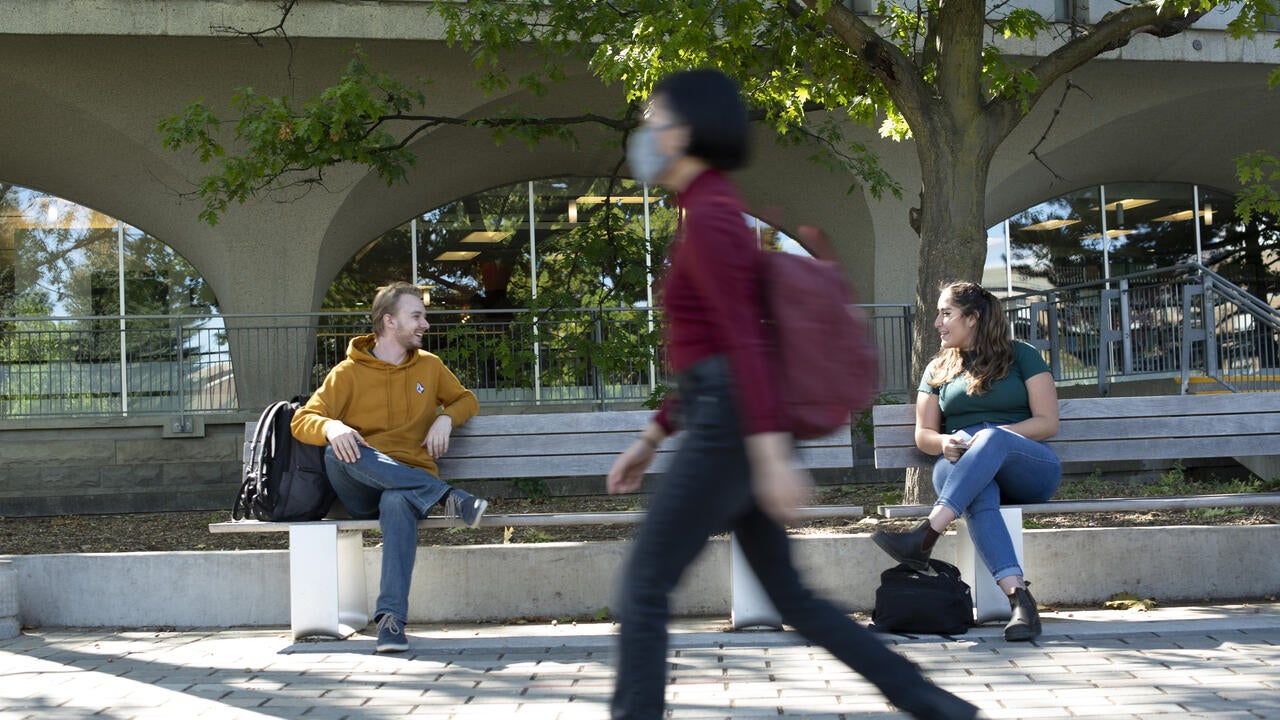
[209,0,300,89]
[210,0,298,47]
[798,0,938,134]
[1027,78,1093,181]
[990,0,1207,137]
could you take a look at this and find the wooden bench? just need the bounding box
[211,409,863,638]
[872,392,1280,621]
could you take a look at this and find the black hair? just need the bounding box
[653,69,750,171]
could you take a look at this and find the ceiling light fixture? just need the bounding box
[1150,205,1217,224]
[1020,218,1081,231]
[1151,210,1196,222]
[435,251,481,261]
[1089,199,1157,212]
[460,231,512,244]
[1079,229,1134,240]
[575,195,649,205]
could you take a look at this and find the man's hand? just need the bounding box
[422,415,453,457]
[324,420,369,463]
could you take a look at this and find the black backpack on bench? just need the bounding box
[232,397,336,522]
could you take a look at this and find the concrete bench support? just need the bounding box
[730,535,780,630]
[0,560,19,640]
[956,508,1024,624]
[288,524,368,640]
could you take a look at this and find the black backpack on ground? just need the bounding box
[232,397,336,522]
[871,559,974,636]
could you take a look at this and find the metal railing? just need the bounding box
[4,264,1274,419]
[1003,263,1280,395]
[0,304,917,419]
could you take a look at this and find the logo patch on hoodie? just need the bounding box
[416,382,425,394]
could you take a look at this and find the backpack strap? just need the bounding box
[231,401,289,521]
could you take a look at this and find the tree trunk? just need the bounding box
[901,131,993,505]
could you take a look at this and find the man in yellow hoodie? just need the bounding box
[292,282,484,653]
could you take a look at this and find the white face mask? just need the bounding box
[626,125,677,185]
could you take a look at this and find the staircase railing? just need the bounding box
[1003,263,1280,395]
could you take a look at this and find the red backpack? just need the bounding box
[762,226,880,440]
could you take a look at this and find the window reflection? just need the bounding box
[0,183,217,318]
[324,178,680,313]
[998,182,1278,303]
[325,176,810,315]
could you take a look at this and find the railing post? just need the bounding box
[175,319,186,417]
[1202,278,1220,380]
[1046,293,1061,380]
[1119,278,1133,375]
[1097,288,1120,395]
[592,309,604,410]
[1181,284,1197,394]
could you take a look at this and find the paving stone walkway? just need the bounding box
[1,604,1278,719]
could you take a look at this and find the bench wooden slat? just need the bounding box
[457,410,847,444]
[209,504,865,533]
[440,453,671,480]
[877,492,1280,517]
[1057,392,1280,420]
[441,443,855,480]
[872,392,1280,468]
[876,435,1280,467]
[447,425,853,459]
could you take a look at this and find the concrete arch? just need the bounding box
[311,76,878,310]
[987,60,1280,223]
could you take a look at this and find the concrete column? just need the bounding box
[0,560,20,639]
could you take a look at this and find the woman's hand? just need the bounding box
[746,432,813,525]
[607,423,665,494]
[941,432,971,463]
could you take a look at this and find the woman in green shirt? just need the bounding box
[873,281,1062,641]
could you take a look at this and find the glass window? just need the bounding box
[0,182,224,416]
[323,177,678,313]
[996,182,1278,298]
[0,183,217,317]
[1006,185,1103,293]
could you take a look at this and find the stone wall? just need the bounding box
[0,415,252,517]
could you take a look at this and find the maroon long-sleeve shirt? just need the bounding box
[652,169,784,436]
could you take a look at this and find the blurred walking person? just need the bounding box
[606,69,979,720]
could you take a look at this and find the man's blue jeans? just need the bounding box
[932,424,1062,581]
[611,357,951,719]
[324,446,454,624]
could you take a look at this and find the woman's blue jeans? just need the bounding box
[932,424,1062,581]
[324,446,454,624]
[611,357,949,719]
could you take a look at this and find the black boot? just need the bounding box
[1003,586,1041,642]
[871,519,940,572]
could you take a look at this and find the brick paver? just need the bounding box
[1,604,1278,719]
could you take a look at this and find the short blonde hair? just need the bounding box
[371,282,422,334]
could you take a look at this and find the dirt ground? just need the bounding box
[2,482,1276,555]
